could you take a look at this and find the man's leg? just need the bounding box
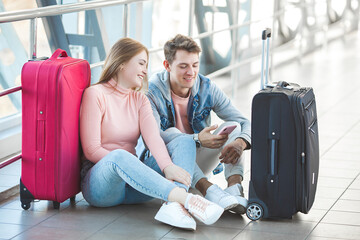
[192,141,239,210]
[215,122,244,186]
[217,122,247,214]
[194,122,244,186]
[223,152,248,214]
[193,122,247,213]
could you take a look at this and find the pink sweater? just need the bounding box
[171,91,193,134]
[80,79,173,171]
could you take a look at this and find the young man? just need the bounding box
[146,34,251,214]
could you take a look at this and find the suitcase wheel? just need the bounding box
[53,201,60,209]
[21,202,31,210]
[246,203,264,221]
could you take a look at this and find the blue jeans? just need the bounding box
[81,135,196,207]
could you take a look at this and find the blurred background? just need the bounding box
[0,0,359,162]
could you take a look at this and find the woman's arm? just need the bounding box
[138,94,173,171]
[80,87,110,163]
[138,93,192,187]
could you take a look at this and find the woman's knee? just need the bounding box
[100,149,137,167]
[106,149,129,160]
[91,149,138,182]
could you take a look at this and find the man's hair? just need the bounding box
[164,34,201,64]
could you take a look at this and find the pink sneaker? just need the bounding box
[185,194,224,225]
[155,202,196,230]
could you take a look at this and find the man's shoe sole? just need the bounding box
[228,196,247,214]
[224,203,239,211]
[228,204,246,214]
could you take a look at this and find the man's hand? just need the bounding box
[163,164,191,187]
[219,138,247,164]
[198,125,228,149]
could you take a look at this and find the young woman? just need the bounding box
[80,38,223,230]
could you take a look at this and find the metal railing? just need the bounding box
[0,0,145,22]
[0,0,148,168]
[0,0,358,168]
[0,0,354,72]
[0,0,148,59]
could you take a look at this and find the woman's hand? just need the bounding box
[163,164,191,187]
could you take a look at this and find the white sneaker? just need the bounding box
[154,202,196,230]
[205,184,239,210]
[224,183,248,214]
[185,193,224,225]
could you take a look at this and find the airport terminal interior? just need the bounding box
[0,0,360,239]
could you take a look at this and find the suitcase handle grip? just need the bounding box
[262,28,271,40]
[270,139,277,176]
[50,49,68,60]
[276,81,290,88]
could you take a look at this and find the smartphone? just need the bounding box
[216,125,237,135]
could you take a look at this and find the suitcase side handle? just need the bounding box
[50,49,68,60]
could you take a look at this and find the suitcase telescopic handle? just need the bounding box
[50,49,68,60]
[262,28,271,40]
[261,28,271,90]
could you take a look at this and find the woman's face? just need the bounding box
[117,50,148,89]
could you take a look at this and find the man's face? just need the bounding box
[164,50,199,97]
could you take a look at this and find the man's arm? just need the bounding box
[208,81,251,164]
[210,81,251,148]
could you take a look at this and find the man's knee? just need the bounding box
[167,134,195,151]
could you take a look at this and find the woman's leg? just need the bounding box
[165,135,196,191]
[124,135,197,204]
[81,149,177,207]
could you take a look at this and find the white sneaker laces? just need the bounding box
[176,203,192,217]
[189,195,209,214]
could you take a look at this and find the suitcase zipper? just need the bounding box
[53,63,62,202]
[294,89,308,211]
[304,98,314,110]
[308,119,317,134]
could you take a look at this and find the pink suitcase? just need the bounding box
[20,49,90,210]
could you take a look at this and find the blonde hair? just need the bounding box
[98,38,149,91]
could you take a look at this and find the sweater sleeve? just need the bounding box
[138,93,173,171]
[80,87,110,163]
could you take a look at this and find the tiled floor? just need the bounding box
[0,31,360,239]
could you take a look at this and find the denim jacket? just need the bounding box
[146,70,251,147]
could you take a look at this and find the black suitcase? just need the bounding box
[246,29,319,221]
